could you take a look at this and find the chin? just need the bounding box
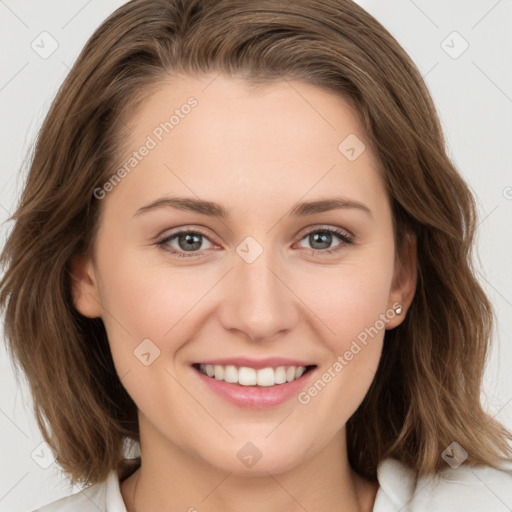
[196,438,310,476]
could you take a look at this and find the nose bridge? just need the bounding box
[218,239,298,341]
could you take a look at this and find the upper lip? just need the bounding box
[194,357,316,369]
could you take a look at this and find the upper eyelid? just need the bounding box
[295,225,353,240]
[158,226,216,245]
[158,225,353,249]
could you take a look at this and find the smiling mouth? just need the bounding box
[192,363,317,387]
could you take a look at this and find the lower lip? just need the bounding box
[193,366,317,409]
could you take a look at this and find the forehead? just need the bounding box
[108,74,387,218]
[127,74,366,148]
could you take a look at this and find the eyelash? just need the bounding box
[156,226,354,259]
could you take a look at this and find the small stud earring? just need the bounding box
[394,304,403,315]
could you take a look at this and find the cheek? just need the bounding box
[299,251,394,354]
[95,244,211,366]
[95,249,209,421]
[292,245,394,415]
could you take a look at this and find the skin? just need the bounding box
[71,74,417,512]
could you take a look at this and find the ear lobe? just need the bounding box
[68,252,102,318]
[387,233,417,329]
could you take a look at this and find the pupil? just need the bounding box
[179,233,202,251]
[311,232,331,250]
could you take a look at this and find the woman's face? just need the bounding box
[72,74,415,475]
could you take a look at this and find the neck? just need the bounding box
[121,418,378,512]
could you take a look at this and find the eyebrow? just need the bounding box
[133,196,372,218]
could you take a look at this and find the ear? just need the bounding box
[68,251,103,318]
[386,233,417,330]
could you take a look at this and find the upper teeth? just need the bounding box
[198,364,307,386]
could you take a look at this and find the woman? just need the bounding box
[1,0,511,511]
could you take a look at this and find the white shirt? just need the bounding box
[32,457,512,511]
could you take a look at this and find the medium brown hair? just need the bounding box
[1,0,511,487]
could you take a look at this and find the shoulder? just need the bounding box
[30,470,126,512]
[374,457,512,511]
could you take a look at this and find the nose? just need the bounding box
[217,249,299,343]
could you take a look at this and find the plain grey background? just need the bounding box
[1,1,511,510]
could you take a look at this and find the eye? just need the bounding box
[156,228,214,258]
[295,227,353,256]
[156,226,354,259]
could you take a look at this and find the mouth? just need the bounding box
[192,363,317,387]
[191,361,318,409]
